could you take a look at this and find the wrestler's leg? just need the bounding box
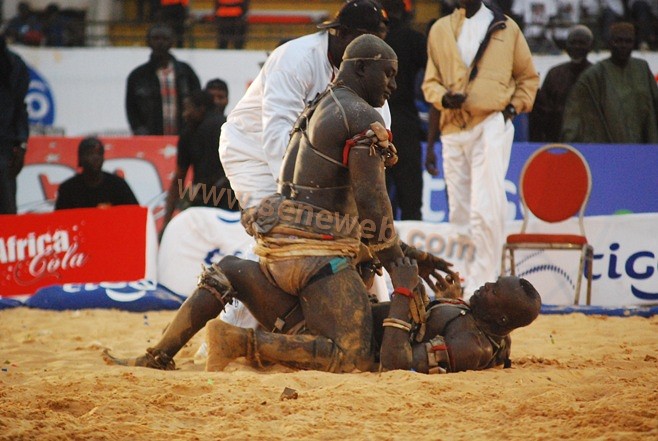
[103,256,299,369]
[218,256,302,332]
[206,269,375,373]
[103,287,226,369]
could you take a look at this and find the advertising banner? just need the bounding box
[422,142,658,221]
[19,138,658,229]
[395,213,658,307]
[0,205,156,297]
[152,207,658,307]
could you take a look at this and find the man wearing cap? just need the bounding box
[218,0,390,211]
[152,1,454,352]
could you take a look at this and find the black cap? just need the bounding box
[318,0,388,33]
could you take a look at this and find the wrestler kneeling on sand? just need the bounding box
[102,34,454,372]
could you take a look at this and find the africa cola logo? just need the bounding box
[0,228,87,287]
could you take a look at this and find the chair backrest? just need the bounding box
[519,143,592,229]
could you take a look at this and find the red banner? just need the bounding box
[0,206,149,297]
[19,136,180,231]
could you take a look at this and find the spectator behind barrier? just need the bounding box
[55,137,139,210]
[530,25,594,142]
[125,23,201,135]
[561,22,658,143]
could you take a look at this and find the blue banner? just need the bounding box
[422,142,658,222]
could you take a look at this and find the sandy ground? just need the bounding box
[0,307,656,441]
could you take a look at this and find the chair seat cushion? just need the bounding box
[506,233,588,245]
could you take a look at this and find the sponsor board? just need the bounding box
[394,213,658,306]
[0,206,155,297]
[157,207,252,297]
[20,138,658,234]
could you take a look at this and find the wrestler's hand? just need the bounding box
[401,243,456,293]
[437,272,462,300]
[425,146,439,176]
[388,257,419,291]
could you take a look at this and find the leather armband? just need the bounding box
[426,335,451,374]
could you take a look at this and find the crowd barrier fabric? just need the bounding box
[421,142,658,222]
[3,208,656,311]
[154,209,658,308]
[10,45,658,137]
[0,206,157,298]
[157,207,252,297]
[25,279,184,312]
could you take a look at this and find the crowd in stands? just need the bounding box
[506,0,658,52]
[2,1,85,47]
[1,1,657,53]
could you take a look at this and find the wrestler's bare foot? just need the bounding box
[205,319,249,372]
[102,348,176,370]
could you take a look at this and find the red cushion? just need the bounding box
[506,233,588,245]
[522,148,589,222]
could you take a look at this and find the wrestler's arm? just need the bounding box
[379,257,418,371]
[347,109,404,269]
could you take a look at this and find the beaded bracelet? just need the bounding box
[382,318,412,332]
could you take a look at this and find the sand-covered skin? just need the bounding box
[0,308,656,441]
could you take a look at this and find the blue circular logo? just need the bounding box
[26,65,55,125]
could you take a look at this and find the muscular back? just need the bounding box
[279,86,389,222]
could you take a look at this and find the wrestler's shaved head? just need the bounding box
[342,34,397,63]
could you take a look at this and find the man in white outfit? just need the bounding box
[219,0,391,210]
[214,0,392,330]
[422,0,539,295]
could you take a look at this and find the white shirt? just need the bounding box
[511,0,556,39]
[458,3,494,67]
[221,31,391,184]
[603,0,625,16]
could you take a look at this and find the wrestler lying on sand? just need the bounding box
[202,256,541,373]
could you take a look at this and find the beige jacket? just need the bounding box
[422,6,539,135]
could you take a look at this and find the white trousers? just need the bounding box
[218,122,279,209]
[440,112,514,294]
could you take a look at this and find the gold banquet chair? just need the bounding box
[502,143,594,305]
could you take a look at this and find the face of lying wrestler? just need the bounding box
[362,59,398,108]
[469,276,538,333]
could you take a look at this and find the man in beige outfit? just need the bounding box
[422,0,538,295]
